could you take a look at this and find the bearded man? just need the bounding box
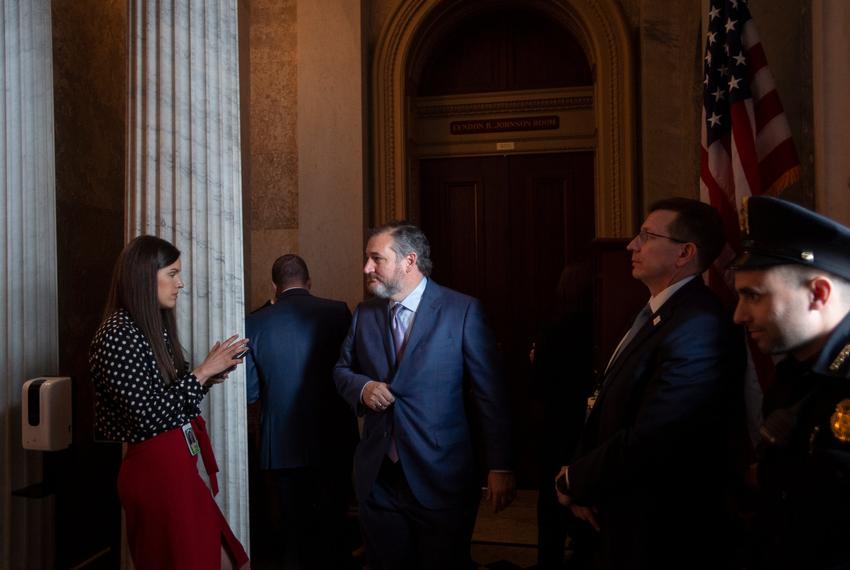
[334,221,515,570]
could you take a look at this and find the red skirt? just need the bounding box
[118,417,249,569]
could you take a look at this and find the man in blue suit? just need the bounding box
[556,198,746,569]
[246,254,356,569]
[334,222,515,570]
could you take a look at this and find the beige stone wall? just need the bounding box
[245,0,365,311]
[812,0,850,225]
[247,0,299,311]
[637,0,703,215]
[297,0,365,310]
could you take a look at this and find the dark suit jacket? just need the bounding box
[246,288,356,471]
[570,277,745,569]
[334,280,513,510]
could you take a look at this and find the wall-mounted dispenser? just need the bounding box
[21,377,72,451]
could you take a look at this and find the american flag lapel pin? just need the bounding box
[652,315,661,326]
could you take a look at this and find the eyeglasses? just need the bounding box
[634,229,688,245]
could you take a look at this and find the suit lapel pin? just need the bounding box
[652,315,661,326]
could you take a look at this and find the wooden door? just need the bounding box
[419,152,595,486]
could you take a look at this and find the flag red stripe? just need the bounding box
[730,103,762,194]
[753,90,784,133]
[759,138,801,192]
[701,147,742,249]
[745,42,768,79]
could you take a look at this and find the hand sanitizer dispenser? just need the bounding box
[21,377,72,451]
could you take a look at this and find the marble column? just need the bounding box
[0,1,59,568]
[127,0,249,546]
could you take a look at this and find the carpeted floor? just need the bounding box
[471,489,540,569]
[250,489,566,569]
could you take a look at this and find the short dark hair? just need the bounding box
[370,221,433,277]
[649,197,725,272]
[774,263,850,292]
[272,254,310,288]
[101,235,187,384]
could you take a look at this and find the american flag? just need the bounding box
[700,0,801,298]
[700,0,801,420]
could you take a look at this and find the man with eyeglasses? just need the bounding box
[555,197,745,569]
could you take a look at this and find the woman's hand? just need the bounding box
[192,335,249,386]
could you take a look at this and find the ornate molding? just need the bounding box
[414,95,593,118]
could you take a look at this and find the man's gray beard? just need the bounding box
[368,279,401,299]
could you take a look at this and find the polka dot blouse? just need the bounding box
[90,309,209,442]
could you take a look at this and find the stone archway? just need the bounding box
[371,0,637,238]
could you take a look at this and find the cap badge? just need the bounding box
[801,251,814,262]
[829,343,850,372]
[830,399,850,443]
[740,197,750,235]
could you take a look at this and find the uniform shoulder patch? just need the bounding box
[828,343,850,373]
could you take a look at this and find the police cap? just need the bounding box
[732,196,850,281]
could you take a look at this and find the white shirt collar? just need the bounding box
[395,277,428,313]
[648,275,696,314]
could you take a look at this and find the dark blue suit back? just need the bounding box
[246,289,355,470]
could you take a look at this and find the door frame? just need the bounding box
[371,0,637,238]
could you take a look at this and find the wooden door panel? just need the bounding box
[420,152,595,487]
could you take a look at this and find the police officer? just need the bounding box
[732,196,850,569]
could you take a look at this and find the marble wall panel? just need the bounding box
[297,0,365,310]
[51,0,127,567]
[249,0,298,231]
[638,0,703,208]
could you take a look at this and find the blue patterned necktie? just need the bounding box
[390,302,409,361]
[605,304,652,373]
[387,302,409,463]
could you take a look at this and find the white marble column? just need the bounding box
[0,1,59,568]
[127,0,249,546]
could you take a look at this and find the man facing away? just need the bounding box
[246,254,357,569]
[334,221,516,570]
[732,196,850,569]
[556,197,746,569]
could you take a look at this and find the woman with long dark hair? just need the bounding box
[90,235,250,569]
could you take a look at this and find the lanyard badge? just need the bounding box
[182,423,201,456]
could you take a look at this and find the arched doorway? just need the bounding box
[371,0,636,237]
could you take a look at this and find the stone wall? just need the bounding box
[51,0,126,565]
[246,0,299,310]
[245,0,365,311]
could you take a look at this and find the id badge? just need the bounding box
[182,423,201,456]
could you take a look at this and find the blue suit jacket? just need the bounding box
[246,289,356,470]
[334,280,513,509]
[570,277,745,568]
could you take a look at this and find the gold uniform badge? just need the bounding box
[830,399,850,443]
